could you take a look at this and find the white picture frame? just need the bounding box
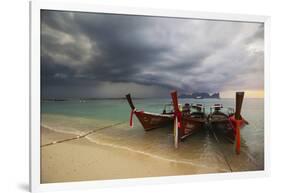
[30,1,270,192]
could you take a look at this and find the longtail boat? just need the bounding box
[208,92,249,154]
[125,94,174,131]
[170,91,207,148]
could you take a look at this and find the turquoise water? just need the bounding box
[41,98,264,172]
[41,98,248,119]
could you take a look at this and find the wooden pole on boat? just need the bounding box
[126,94,135,110]
[174,116,178,148]
[234,92,244,154]
[126,94,136,128]
[171,91,182,148]
[235,92,244,120]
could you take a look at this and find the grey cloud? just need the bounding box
[41,10,264,98]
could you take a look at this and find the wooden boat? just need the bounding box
[125,94,174,131]
[208,92,249,154]
[170,91,207,148]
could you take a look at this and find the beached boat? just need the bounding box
[126,92,246,152]
[125,94,174,131]
[170,91,207,148]
[208,92,249,154]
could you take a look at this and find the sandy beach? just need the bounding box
[41,126,217,183]
[41,118,262,184]
[42,127,191,183]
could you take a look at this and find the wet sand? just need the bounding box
[41,126,214,183]
[41,121,262,183]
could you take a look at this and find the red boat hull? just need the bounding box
[180,116,206,140]
[134,111,174,131]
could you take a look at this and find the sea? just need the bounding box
[41,98,264,173]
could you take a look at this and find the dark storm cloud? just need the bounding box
[41,10,264,98]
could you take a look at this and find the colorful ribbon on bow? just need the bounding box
[229,115,244,154]
[175,111,182,130]
[129,109,136,128]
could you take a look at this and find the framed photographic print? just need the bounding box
[30,1,270,192]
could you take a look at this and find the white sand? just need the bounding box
[41,126,225,183]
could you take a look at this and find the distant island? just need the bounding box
[179,92,220,99]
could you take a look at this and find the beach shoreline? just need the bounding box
[41,126,228,183]
[41,112,263,183]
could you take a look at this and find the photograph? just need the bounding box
[40,9,264,184]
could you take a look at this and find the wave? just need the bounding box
[41,123,83,136]
[85,135,229,172]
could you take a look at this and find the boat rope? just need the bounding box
[211,130,233,172]
[40,121,126,148]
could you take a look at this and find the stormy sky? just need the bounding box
[41,10,264,98]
